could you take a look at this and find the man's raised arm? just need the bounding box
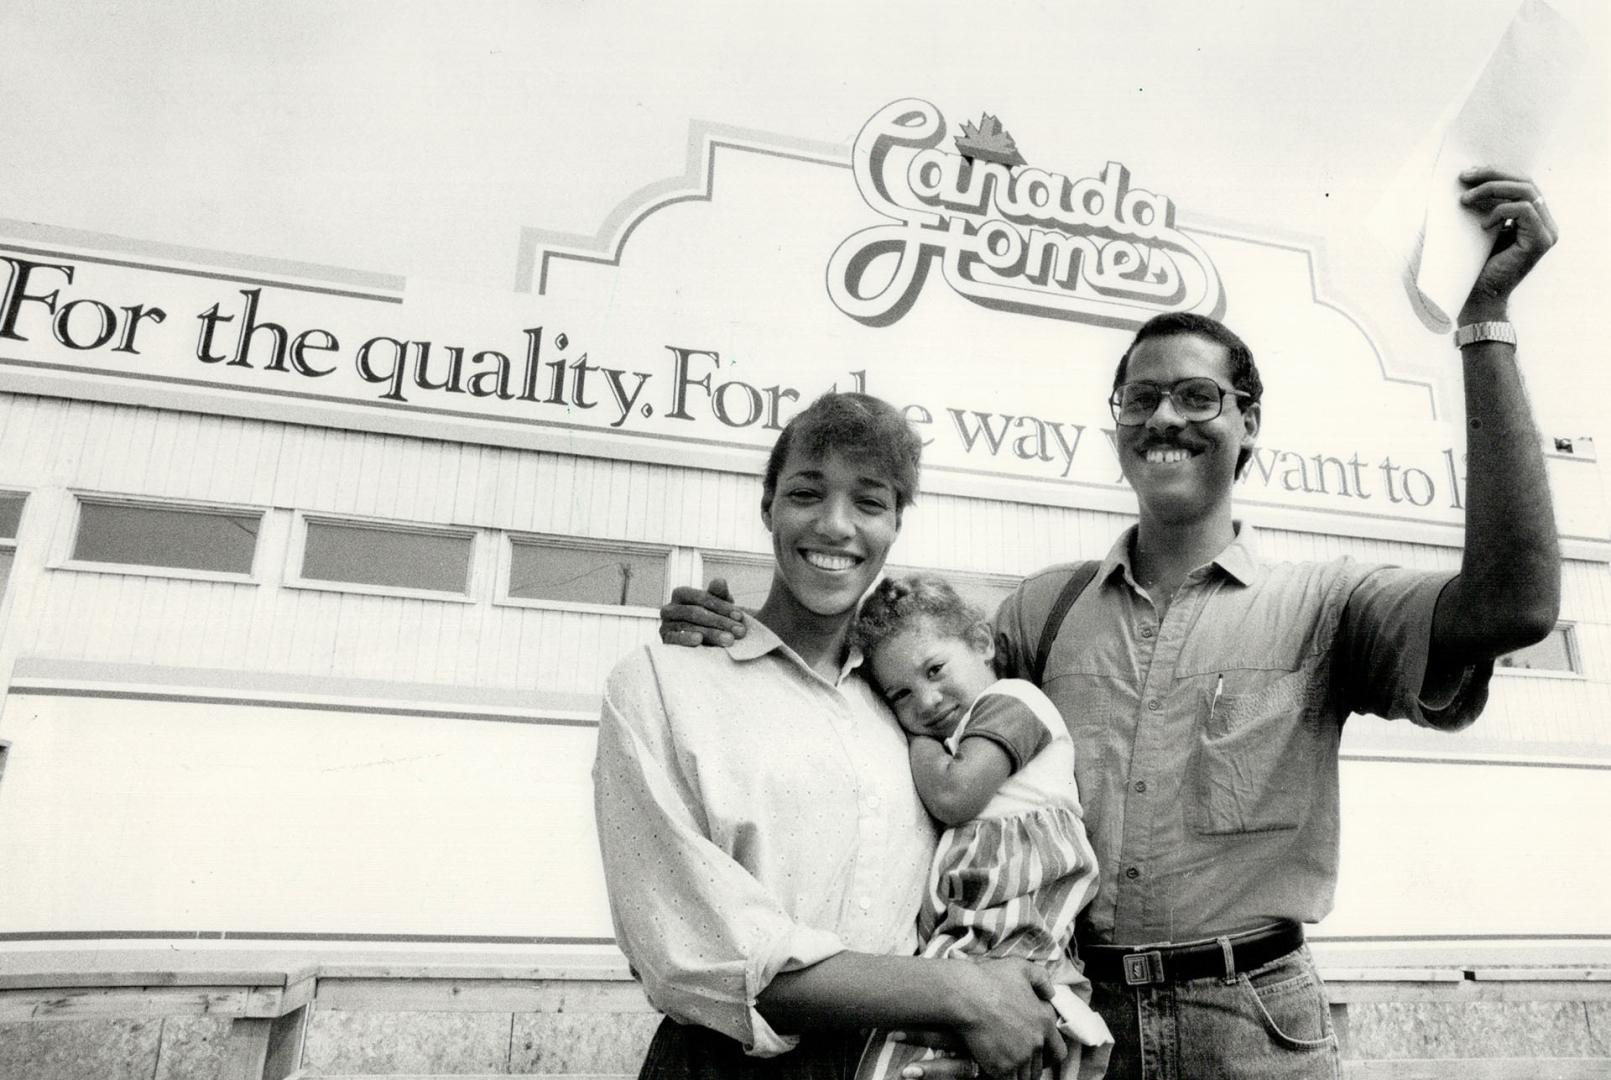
[1428,167,1563,686]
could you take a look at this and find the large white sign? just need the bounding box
[2,99,1603,548]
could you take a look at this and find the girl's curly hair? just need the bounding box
[852,574,992,665]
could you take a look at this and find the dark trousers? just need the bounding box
[641,1017,865,1080]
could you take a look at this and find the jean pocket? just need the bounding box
[1191,673,1312,835]
[1239,967,1337,1052]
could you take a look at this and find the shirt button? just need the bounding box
[1126,867,1141,880]
[1140,626,1154,639]
[1133,780,1148,793]
[866,795,881,809]
[1147,699,1162,712]
[857,897,871,911]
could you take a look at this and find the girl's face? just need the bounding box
[763,448,900,618]
[871,619,998,739]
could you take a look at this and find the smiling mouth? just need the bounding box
[802,550,861,572]
[1143,446,1198,464]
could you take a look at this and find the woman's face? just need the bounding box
[763,447,900,617]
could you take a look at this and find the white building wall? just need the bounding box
[0,390,1607,943]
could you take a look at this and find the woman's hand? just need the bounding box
[942,959,1067,1079]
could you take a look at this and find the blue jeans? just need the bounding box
[1088,944,1340,1080]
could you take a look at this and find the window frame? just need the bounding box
[495,533,671,617]
[1493,621,1584,680]
[284,511,481,603]
[58,492,266,584]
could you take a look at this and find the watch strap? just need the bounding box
[1454,321,1517,348]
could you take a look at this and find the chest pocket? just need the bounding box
[1191,669,1324,835]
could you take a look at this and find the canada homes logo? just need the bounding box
[827,99,1225,329]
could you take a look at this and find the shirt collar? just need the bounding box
[727,613,866,684]
[1100,520,1265,589]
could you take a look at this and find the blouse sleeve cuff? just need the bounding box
[741,924,847,1057]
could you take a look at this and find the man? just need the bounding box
[660,167,1560,1078]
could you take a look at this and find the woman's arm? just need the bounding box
[596,652,1064,1074]
[760,952,1066,1080]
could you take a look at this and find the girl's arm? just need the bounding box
[909,735,1012,826]
[912,689,1055,825]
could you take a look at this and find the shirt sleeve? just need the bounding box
[1335,566,1494,730]
[953,690,1053,771]
[592,648,847,1056]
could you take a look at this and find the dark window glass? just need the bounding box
[73,502,260,573]
[0,549,12,598]
[303,521,472,594]
[0,493,24,539]
[509,541,665,607]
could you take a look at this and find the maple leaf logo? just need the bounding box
[953,113,1026,167]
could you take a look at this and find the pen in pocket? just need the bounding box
[1211,673,1224,712]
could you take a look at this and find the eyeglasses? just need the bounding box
[1109,377,1253,426]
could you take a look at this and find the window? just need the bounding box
[72,499,260,574]
[507,538,667,608]
[0,491,23,600]
[1497,624,1580,674]
[302,519,474,595]
[699,553,775,608]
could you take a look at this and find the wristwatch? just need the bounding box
[1453,321,1517,348]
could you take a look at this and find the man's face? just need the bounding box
[1115,333,1260,525]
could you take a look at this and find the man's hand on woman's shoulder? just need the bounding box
[660,578,748,647]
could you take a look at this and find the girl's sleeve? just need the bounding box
[952,689,1053,771]
[592,649,846,1056]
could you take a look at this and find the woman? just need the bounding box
[594,392,1066,1079]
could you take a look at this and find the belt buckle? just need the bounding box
[1122,949,1166,987]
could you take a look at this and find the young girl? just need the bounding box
[852,574,1112,1080]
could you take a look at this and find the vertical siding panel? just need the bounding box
[209,416,245,501]
[0,396,32,485]
[511,452,541,534]
[74,402,117,493]
[245,420,281,508]
[309,427,343,513]
[392,598,425,684]
[334,431,368,516]
[389,437,421,523]
[446,445,476,526]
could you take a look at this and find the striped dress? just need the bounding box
[857,679,1110,1080]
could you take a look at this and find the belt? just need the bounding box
[1081,921,1304,987]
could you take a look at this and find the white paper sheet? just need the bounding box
[1392,0,1587,330]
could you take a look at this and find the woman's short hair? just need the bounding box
[852,574,989,661]
[761,392,923,517]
